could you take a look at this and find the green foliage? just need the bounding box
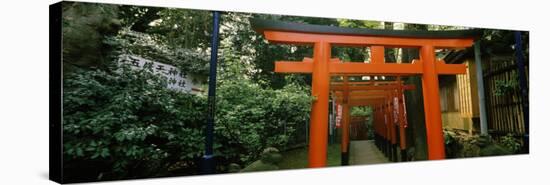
[479,144,513,156]
[443,129,519,158]
[499,134,522,154]
[443,130,460,158]
[351,106,373,117]
[147,8,213,49]
[106,29,210,77]
[215,80,312,164]
[216,13,318,89]
[63,62,312,180]
[62,2,121,71]
[337,19,381,29]
[278,144,342,169]
[493,73,519,96]
[63,63,207,180]
[239,147,282,172]
[333,19,380,62]
[350,106,374,139]
[493,80,517,96]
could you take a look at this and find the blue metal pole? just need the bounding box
[202,11,220,174]
[514,31,529,153]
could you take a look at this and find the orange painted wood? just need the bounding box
[435,60,467,74]
[329,62,423,75]
[396,77,408,150]
[342,103,350,153]
[387,98,397,145]
[347,99,386,106]
[276,58,466,75]
[336,95,389,101]
[331,81,406,86]
[334,90,402,96]
[274,58,313,73]
[370,46,385,64]
[341,77,350,153]
[385,103,392,141]
[331,84,416,91]
[308,42,331,168]
[420,45,446,160]
[264,31,475,48]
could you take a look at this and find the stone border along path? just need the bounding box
[349,140,390,165]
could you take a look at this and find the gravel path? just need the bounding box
[350,140,389,165]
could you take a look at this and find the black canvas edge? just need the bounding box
[49,1,64,184]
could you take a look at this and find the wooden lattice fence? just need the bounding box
[483,55,528,136]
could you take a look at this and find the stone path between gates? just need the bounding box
[350,140,389,165]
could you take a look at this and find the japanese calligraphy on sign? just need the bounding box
[336,104,343,128]
[118,54,202,94]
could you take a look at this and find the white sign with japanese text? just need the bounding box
[118,55,202,94]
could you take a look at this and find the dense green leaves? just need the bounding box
[63,63,312,180]
[215,80,312,164]
[350,106,373,117]
[106,28,210,77]
[350,106,374,139]
[63,64,207,180]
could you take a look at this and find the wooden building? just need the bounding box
[439,51,480,134]
[439,46,528,137]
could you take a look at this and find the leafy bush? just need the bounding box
[499,133,522,154]
[350,106,374,139]
[63,64,207,181]
[443,129,520,158]
[215,80,312,164]
[493,72,519,96]
[443,130,460,158]
[479,144,513,156]
[107,29,210,77]
[61,3,314,180]
[63,63,312,180]
[350,106,372,117]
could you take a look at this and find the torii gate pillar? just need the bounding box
[420,45,445,159]
[309,42,331,167]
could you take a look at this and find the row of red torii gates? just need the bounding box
[252,19,481,167]
[332,77,415,163]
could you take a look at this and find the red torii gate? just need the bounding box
[252,19,478,167]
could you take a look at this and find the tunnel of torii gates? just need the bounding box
[251,19,481,167]
[331,77,416,164]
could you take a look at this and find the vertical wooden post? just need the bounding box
[371,46,385,64]
[341,102,350,165]
[340,75,350,165]
[397,77,407,161]
[420,45,446,160]
[308,42,331,167]
[384,101,391,159]
[390,95,398,162]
